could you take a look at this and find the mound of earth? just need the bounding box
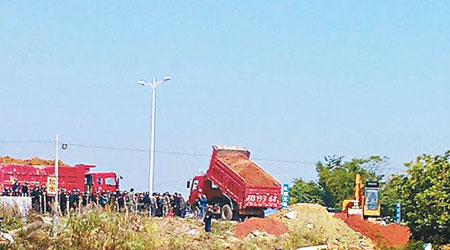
[235,217,289,238]
[335,213,410,248]
[268,203,377,249]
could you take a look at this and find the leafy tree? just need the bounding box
[289,178,324,204]
[380,174,404,218]
[394,151,450,244]
[316,155,384,208]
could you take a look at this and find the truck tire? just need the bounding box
[221,204,233,220]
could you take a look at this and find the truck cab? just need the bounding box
[85,172,119,193]
[187,175,223,205]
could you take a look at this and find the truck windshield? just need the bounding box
[105,177,115,186]
[192,179,199,191]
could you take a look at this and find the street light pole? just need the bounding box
[137,76,171,216]
[149,77,156,201]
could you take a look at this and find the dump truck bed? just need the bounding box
[0,163,93,192]
[206,146,281,209]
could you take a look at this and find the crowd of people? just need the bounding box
[2,180,227,233]
[1,180,188,218]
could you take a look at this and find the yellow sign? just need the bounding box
[47,176,57,196]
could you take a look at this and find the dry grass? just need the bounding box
[0,204,379,250]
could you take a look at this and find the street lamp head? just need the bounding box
[163,76,171,81]
[137,80,147,85]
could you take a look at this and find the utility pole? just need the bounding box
[53,134,59,237]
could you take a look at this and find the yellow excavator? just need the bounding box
[342,174,381,218]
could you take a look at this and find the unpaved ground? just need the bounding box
[1,203,380,250]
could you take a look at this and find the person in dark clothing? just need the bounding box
[21,181,29,196]
[117,191,125,212]
[203,205,213,232]
[143,192,150,212]
[45,191,53,213]
[31,186,40,212]
[213,204,221,219]
[1,189,8,196]
[69,189,80,211]
[172,193,180,217]
[177,193,186,218]
[90,191,98,204]
[82,191,89,206]
[60,190,67,216]
[156,193,163,217]
[12,179,20,196]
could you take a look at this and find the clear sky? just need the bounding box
[1,1,449,195]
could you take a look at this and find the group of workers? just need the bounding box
[1,180,190,218]
[2,180,218,232]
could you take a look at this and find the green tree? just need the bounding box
[380,174,404,218]
[289,178,324,204]
[316,155,384,208]
[396,151,450,244]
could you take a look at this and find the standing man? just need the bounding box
[199,194,208,219]
[31,185,40,212]
[150,193,157,217]
[12,179,20,196]
[162,193,170,217]
[21,181,29,196]
[82,191,89,207]
[177,193,186,218]
[60,189,67,216]
[117,191,124,212]
[203,205,213,233]
[173,193,180,217]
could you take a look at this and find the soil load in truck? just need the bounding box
[188,146,281,220]
[0,156,119,194]
[217,152,278,186]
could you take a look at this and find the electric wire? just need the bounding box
[0,140,317,165]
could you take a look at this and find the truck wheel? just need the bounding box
[221,204,233,220]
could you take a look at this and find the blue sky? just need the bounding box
[1,1,449,195]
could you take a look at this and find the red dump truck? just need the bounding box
[187,146,281,220]
[0,157,119,193]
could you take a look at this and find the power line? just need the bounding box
[66,143,315,165]
[0,140,316,166]
[0,140,53,144]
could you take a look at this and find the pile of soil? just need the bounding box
[269,203,377,249]
[218,152,278,186]
[234,217,289,238]
[335,213,410,248]
[0,156,64,166]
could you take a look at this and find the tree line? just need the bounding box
[289,151,450,245]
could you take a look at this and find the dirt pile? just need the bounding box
[0,156,64,166]
[269,203,377,249]
[234,217,289,238]
[335,213,410,248]
[217,152,278,186]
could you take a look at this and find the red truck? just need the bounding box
[0,158,119,193]
[187,146,281,220]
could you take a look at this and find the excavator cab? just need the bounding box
[363,181,381,217]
